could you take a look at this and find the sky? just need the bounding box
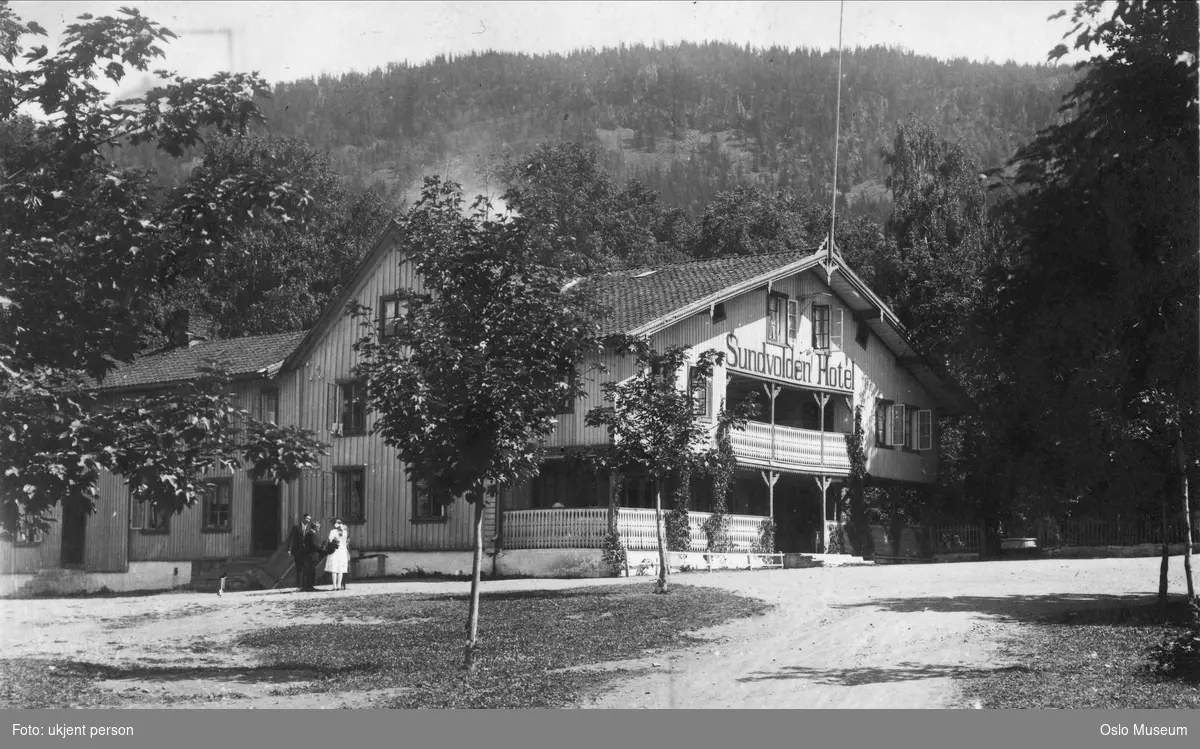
[11,1,1085,97]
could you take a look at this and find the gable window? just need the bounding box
[130,494,171,533]
[331,467,366,523]
[813,304,830,349]
[890,403,907,448]
[875,399,894,448]
[916,409,934,451]
[258,389,278,425]
[379,295,404,339]
[412,477,448,521]
[903,403,916,450]
[201,480,232,531]
[329,382,367,436]
[689,366,711,417]
[767,292,789,343]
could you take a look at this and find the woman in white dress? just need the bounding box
[326,518,350,591]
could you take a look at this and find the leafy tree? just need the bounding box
[997,0,1198,601]
[585,340,723,593]
[351,177,602,672]
[162,132,393,338]
[499,141,690,273]
[0,4,327,536]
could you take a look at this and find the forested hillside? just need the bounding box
[112,42,1075,217]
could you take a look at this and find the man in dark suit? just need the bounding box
[287,513,312,590]
[302,520,325,591]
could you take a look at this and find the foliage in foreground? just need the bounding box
[962,602,1200,709]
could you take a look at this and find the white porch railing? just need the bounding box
[729,421,850,471]
[502,508,768,551]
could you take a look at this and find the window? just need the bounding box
[331,468,365,523]
[13,518,44,546]
[554,363,577,415]
[830,308,844,349]
[917,409,934,451]
[875,399,893,448]
[813,304,831,349]
[379,295,404,339]
[412,477,448,520]
[767,292,789,343]
[890,404,907,448]
[258,389,278,425]
[903,404,916,450]
[201,480,232,530]
[130,494,171,533]
[689,366,711,417]
[855,318,870,349]
[711,303,727,324]
[786,300,798,341]
[329,382,367,436]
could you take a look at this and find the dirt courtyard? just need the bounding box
[0,556,1189,709]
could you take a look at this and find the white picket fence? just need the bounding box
[502,507,768,551]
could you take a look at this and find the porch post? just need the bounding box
[763,383,780,464]
[760,469,779,518]
[814,392,830,467]
[814,475,832,552]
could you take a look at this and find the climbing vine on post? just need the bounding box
[844,405,874,557]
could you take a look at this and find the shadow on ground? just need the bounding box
[737,662,1032,685]
[34,660,367,685]
[832,593,1164,623]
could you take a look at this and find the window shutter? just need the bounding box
[917,409,933,451]
[129,494,145,530]
[327,384,341,435]
[890,404,906,446]
[831,308,843,348]
[324,471,337,520]
[787,300,798,342]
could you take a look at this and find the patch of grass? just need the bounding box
[235,582,771,708]
[0,660,122,708]
[962,601,1200,709]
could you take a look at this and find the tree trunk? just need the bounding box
[1159,488,1170,608]
[1178,430,1194,601]
[463,495,486,675]
[654,477,669,594]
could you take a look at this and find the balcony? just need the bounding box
[728,420,850,473]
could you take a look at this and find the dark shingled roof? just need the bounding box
[583,251,812,335]
[98,331,307,390]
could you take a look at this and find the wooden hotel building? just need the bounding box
[1,224,964,594]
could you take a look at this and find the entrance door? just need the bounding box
[60,504,87,567]
[251,484,281,555]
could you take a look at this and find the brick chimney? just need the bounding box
[167,309,217,348]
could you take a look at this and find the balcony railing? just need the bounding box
[502,508,767,551]
[729,420,851,471]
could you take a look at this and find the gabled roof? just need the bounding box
[282,219,402,372]
[584,251,812,336]
[97,331,307,392]
[583,249,971,414]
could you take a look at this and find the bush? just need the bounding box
[1152,626,1200,682]
[826,524,847,555]
[600,531,627,577]
[751,517,776,553]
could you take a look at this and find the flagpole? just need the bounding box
[828,0,845,265]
